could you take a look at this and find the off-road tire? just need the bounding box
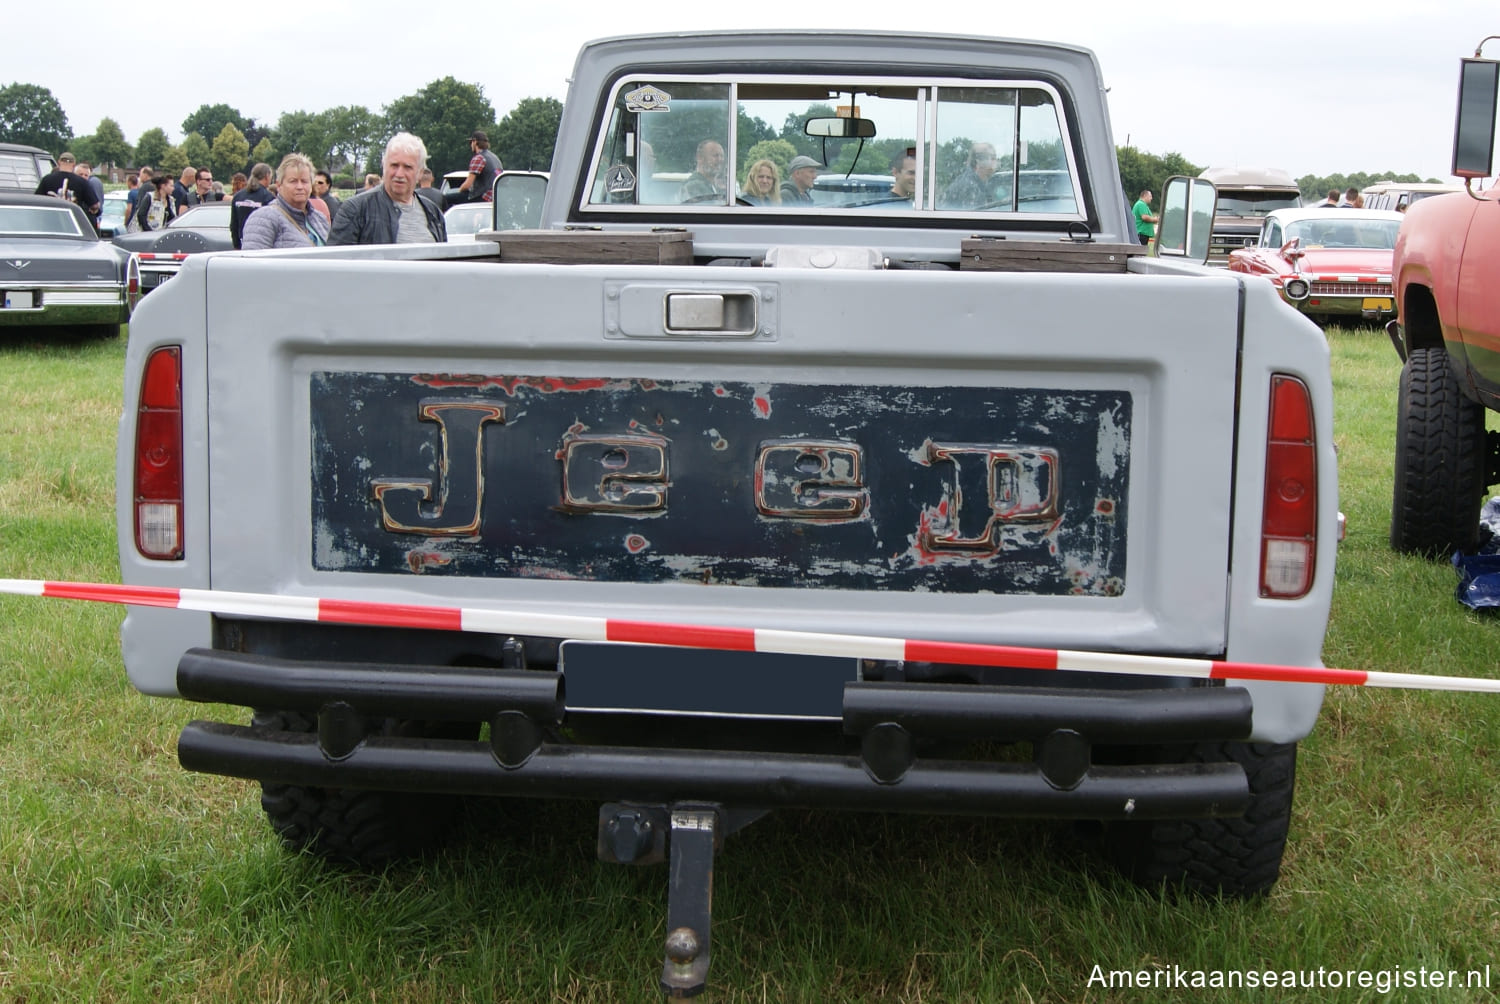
[252,709,472,869]
[1103,741,1296,898]
[1390,346,1488,557]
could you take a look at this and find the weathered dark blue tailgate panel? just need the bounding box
[311,372,1130,596]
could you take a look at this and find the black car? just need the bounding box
[0,193,136,337]
[112,202,233,294]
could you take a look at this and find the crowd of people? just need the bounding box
[31,126,505,249]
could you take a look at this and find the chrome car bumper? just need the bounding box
[0,282,130,327]
[1281,282,1395,320]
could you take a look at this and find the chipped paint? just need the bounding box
[1096,403,1128,480]
[409,374,626,394]
[311,372,1131,595]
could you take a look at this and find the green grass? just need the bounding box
[3,324,1500,1002]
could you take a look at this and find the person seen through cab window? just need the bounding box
[740,159,781,205]
[940,142,1000,209]
[678,139,727,202]
[781,155,821,205]
[889,152,916,202]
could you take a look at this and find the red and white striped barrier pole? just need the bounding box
[2,577,1495,694]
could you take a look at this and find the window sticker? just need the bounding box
[605,164,637,194]
[625,85,672,112]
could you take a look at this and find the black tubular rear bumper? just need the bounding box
[175,648,1255,821]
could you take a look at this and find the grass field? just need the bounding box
[1,325,1498,1002]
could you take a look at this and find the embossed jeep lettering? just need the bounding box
[371,400,1060,552]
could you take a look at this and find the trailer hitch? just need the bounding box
[660,807,716,997]
[598,802,768,997]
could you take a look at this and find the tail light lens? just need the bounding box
[1260,374,1316,597]
[125,255,141,312]
[134,346,184,559]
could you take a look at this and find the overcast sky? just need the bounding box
[11,2,1498,182]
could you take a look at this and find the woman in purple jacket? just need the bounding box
[239,153,330,250]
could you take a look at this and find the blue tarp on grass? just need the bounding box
[1453,498,1500,610]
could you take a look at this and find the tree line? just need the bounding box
[0,80,562,186]
[1117,144,1445,205]
[0,78,1445,200]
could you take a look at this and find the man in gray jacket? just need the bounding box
[328,133,447,245]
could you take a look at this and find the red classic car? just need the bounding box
[1227,207,1405,325]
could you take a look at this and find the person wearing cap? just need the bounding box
[781,155,822,205]
[457,130,503,203]
[34,153,101,219]
[678,139,727,203]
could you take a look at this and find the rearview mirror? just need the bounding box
[1452,57,1499,179]
[1155,175,1216,264]
[804,117,877,139]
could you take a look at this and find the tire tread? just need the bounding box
[1390,346,1488,556]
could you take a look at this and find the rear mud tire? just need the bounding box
[1103,741,1296,898]
[1390,346,1488,557]
[252,710,472,869]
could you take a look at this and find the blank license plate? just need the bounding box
[3,291,35,309]
[561,641,857,720]
[1363,297,1392,311]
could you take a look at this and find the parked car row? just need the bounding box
[0,193,136,337]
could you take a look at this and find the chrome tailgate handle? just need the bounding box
[664,291,757,335]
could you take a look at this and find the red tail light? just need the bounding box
[125,255,141,311]
[134,346,184,559]
[1260,374,1316,597]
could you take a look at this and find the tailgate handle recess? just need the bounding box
[664,292,757,336]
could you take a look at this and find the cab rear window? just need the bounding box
[582,75,1084,221]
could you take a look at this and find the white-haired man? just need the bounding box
[328,133,447,245]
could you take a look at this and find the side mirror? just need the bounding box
[494,172,549,230]
[1279,237,1305,261]
[1155,175,1216,264]
[1453,57,1499,178]
[804,116,877,139]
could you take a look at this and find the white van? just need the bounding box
[1360,181,1463,212]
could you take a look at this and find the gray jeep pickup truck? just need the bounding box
[117,30,1338,995]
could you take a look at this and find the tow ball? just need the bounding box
[598,802,766,997]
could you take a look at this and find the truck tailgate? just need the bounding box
[200,254,1242,656]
